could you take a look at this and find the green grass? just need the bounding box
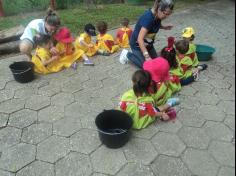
[0,0,212,33]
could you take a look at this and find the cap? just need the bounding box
[182,27,195,38]
[54,27,74,43]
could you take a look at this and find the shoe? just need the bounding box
[197,64,208,71]
[167,98,180,107]
[83,59,94,66]
[119,49,129,64]
[98,50,110,56]
[71,62,78,70]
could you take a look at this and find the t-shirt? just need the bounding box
[20,19,50,42]
[130,9,162,50]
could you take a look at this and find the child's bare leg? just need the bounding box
[157,104,171,112]
[82,54,94,66]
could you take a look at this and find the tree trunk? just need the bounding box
[0,0,4,17]
[50,0,56,10]
[84,0,96,9]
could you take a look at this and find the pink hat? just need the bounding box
[54,27,74,43]
[143,57,170,82]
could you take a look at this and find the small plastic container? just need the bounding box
[196,44,216,61]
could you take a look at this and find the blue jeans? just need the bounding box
[127,45,158,69]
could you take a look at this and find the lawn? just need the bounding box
[0,0,211,34]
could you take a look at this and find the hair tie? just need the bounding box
[165,47,173,52]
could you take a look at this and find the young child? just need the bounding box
[143,58,178,107]
[119,70,179,129]
[175,39,207,85]
[54,27,94,67]
[116,18,133,48]
[75,23,98,57]
[96,21,119,55]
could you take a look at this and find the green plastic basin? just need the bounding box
[196,44,216,61]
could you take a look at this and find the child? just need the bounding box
[143,58,178,107]
[175,40,207,85]
[119,70,179,129]
[54,27,94,67]
[116,18,133,48]
[75,23,98,57]
[96,21,119,55]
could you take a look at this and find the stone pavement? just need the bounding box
[0,1,235,175]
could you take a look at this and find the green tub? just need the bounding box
[127,0,145,5]
[196,44,216,61]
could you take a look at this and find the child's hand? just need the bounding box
[50,47,59,55]
[161,112,170,121]
[52,55,59,61]
[88,44,94,48]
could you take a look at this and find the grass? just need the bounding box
[0,0,212,34]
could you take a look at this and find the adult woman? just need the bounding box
[19,8,61,60]
[120,0,174,68]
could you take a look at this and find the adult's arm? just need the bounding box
[137,27,151,60]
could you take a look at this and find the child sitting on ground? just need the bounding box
[116,18,133,48]
[119,70,180,129]
[54,27,94,67]
[75,23,98,57]
[96,21,119,55]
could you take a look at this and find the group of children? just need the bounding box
[119,27,208,129]
[32,18,133,74]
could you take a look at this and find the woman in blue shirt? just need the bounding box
[119,0,174,68]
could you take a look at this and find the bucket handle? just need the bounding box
[12,67,32,75]
[97,128,128,135]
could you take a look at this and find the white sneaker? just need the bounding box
[119,49,129,64]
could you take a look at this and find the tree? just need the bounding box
[84,0,96,9]
[0,0,4,17]
[50,0,56,10]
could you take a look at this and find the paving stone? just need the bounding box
[199,105,226,121]
[91,146,127,175]
[212,88,235,101]
[16,161,54,176]
[132,124,159,139]
[88,98,115,113]
[123,138,158,165]
[14,87,37,100]
[0,143,36,172]
[21,123,52,145]
[53,117,81,137]
[82,80,103,91]
[0,169,15,176]
[155,119,182,133]
[0,89,14,103]
[5,81,27,91]
[37,135,70,163]
[151,155,191,176]
[80,111,99,130]
[180,96,201,110]
[208,79,231,89]
[62,81,83,93]
[38,84,61,97]
[25,95,50,111]
[209,141,235,167]
[151,132,186,157]
[204,121,234,142]
[224,115,235,131]
[218,167,235,176]
[0,99,25,114]
[73,90,93,104]
[0,113,8,128]
[38,106,64,123]
[91,173,108,176]
[178,109,206,127]
[0,127,21,152]
[178,126,210,149]
[51,92,74,107]
[179,86,197,96]
[182,148,220,176]
[217,100,235,115]
[117,163,155,176]
[70,129,101,154]
[55,152,92,176]
[8,109,37,129]
[194,92,220,105]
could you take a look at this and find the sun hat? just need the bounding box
[54,27,74,43]
[84,23,97,36]
[143,57,170,83]
[182,27,195,38]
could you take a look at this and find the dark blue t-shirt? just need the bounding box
[130,9,162,50]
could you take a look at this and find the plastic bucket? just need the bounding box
[196,44,216,61]
[9,61,35,83]
[95,110,133,149]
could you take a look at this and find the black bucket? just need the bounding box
[95,110,133,149]
[9,61,35,83]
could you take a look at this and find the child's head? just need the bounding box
[33,33,51,49]
[121,18,130,27]
[132,70,152,96]
[175,39,189,54]
[182,27,195,42]
[54,27,74,43]
[161,36,178,68]
[84,23,96,36]
[97,21,108,34]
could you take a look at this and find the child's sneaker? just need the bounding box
[71,62,78,70]
[83,59,94,66]
[197,64,208,71]
[167,98,180,107]
[119,49,129,64]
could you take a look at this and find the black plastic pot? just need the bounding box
[95,110,133,149]
[9,61,35,83]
